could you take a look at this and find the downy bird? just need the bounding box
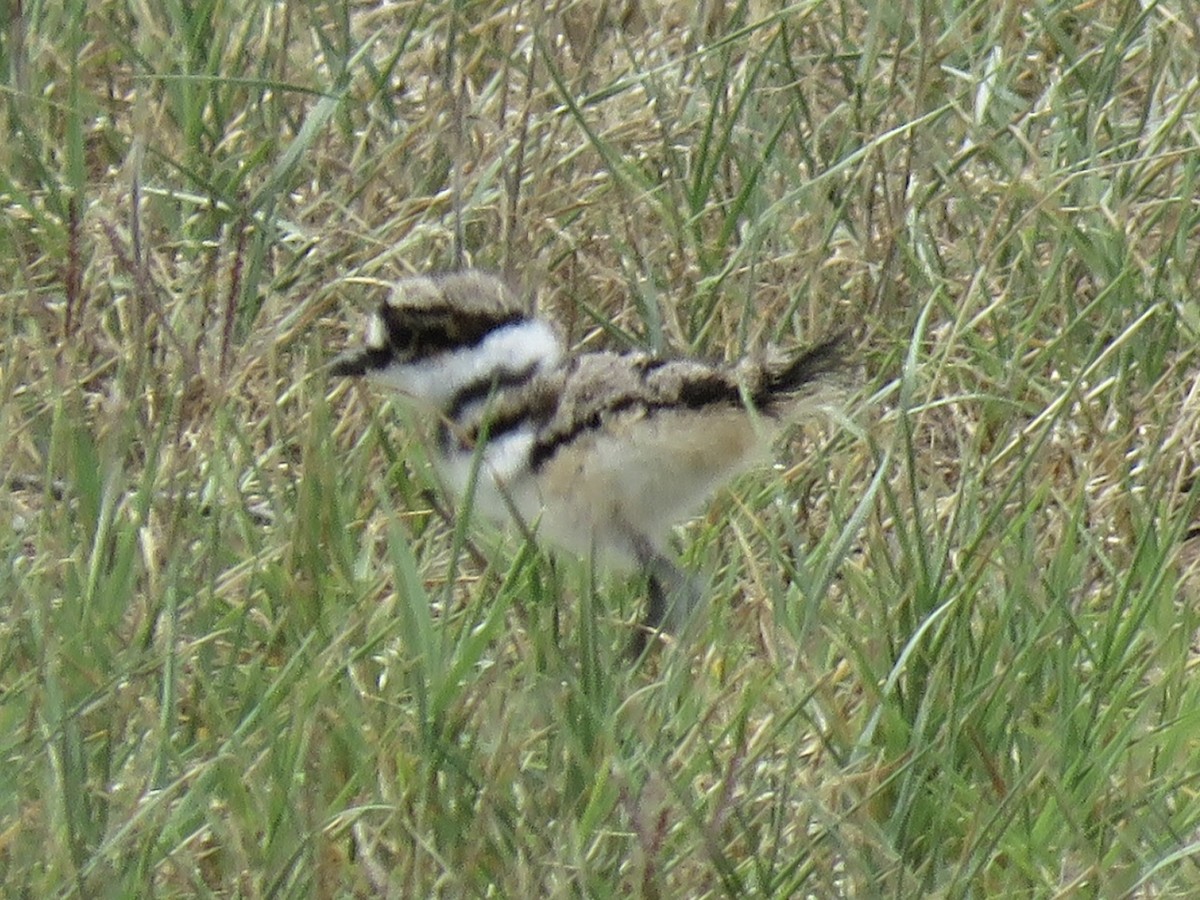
[330,270,848,655]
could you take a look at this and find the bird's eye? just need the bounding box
[376,304,421,358]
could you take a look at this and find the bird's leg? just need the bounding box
[626,536,703,659]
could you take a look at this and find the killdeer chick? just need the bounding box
[331,270,848,656]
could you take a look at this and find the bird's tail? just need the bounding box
[750,331,854,412]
